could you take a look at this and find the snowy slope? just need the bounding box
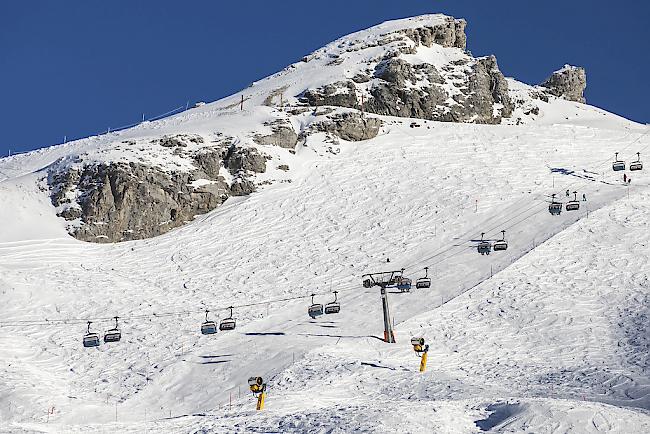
[1,13,650,434]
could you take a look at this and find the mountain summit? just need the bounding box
[14,14,587,242]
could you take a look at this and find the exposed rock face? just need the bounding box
[224,146,268,174]
[356,55,511,124]
[313,112,382,141]
[51,162,228,243]
[541,65,586,103]
[302,81,359,109]
[253,120,299,149]
[156,134,204,148]
[398,17,467,49]
[50,140,271,242]
[193,149,226,179]
[298,15,515,125]
[463,56,514,123]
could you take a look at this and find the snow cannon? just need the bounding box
[248,377,264,393]
[411,337,429,372]
[411,337,426,353]
[248,377,267,410]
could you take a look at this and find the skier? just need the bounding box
[565,189,570,197]
[624,173,627,183]
[582,193,587,201]
[628,178,631,184]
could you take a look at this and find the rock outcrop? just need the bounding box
[299,19,514,125]
[46,14,589,243]
[541,65,586,103]
[302,81,359,109]
[51,162,228,242]
[49,138,271,242]
[397,16,467,49]
[253,120,299,149]
[313,112,382,141]
[349,55,511,124]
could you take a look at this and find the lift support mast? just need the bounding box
[362,270,404,343]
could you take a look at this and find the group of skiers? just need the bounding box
[566,190,588,201]
[563,174,631,203]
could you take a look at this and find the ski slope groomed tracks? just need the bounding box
[0,116,649,432]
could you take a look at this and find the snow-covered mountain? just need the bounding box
[0,13,648,433]
[2,14,589,244]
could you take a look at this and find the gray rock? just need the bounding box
[254,121,299,149]
[365,82,449,120]
[540,65,586,103]
[375,58,416,86]
[224,146,268,175]
[301,81,359,109]
[229,178,256,196]
[314,113,382,141]
[157,136,186,148]
[458,55,513,124]
[297,18,520,125]
[51,162,229,243]
[351,73,371,83]
[155,134,204,148]
[397,17,467,49]
[193,149,226,179]
[57,207,82,221]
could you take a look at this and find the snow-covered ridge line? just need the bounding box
[0,12,608,245]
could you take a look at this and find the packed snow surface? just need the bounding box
[1,13,649,434]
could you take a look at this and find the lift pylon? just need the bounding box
[362,270,405,343]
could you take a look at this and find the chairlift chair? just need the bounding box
[493,230,508,251]
[630,152,643,171]
[612,152,626,171]
[308,294,324,318]
[565,191,580,211]
[103,316,121,343]
[83,321,100,348]
[548,194,562,215]
[324,291,341,314]
[201,310,218,335]
[396,277,412,292]
[477,233,492,255]
[219,306,236,331]
[415,267,431,289]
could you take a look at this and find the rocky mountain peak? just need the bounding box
[43,14,590,243]
[541,64,587,103]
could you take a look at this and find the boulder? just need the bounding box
[254,121,299,149]
[314,113,382,141]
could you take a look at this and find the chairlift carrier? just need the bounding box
[415,267,431,289]
[630,152,643,171]
[612,152,626,171]
[83,321,100,348]
[324,291,341,314]
[219,306,236,331]
[308,294,324,318]
[103,316,121,343]
[493,230,508,251]
[566,191,580,211]
[201,310,218,335]
[548,194,562,215]
[477,232,492,255]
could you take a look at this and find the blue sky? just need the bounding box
[1,1,648,154]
